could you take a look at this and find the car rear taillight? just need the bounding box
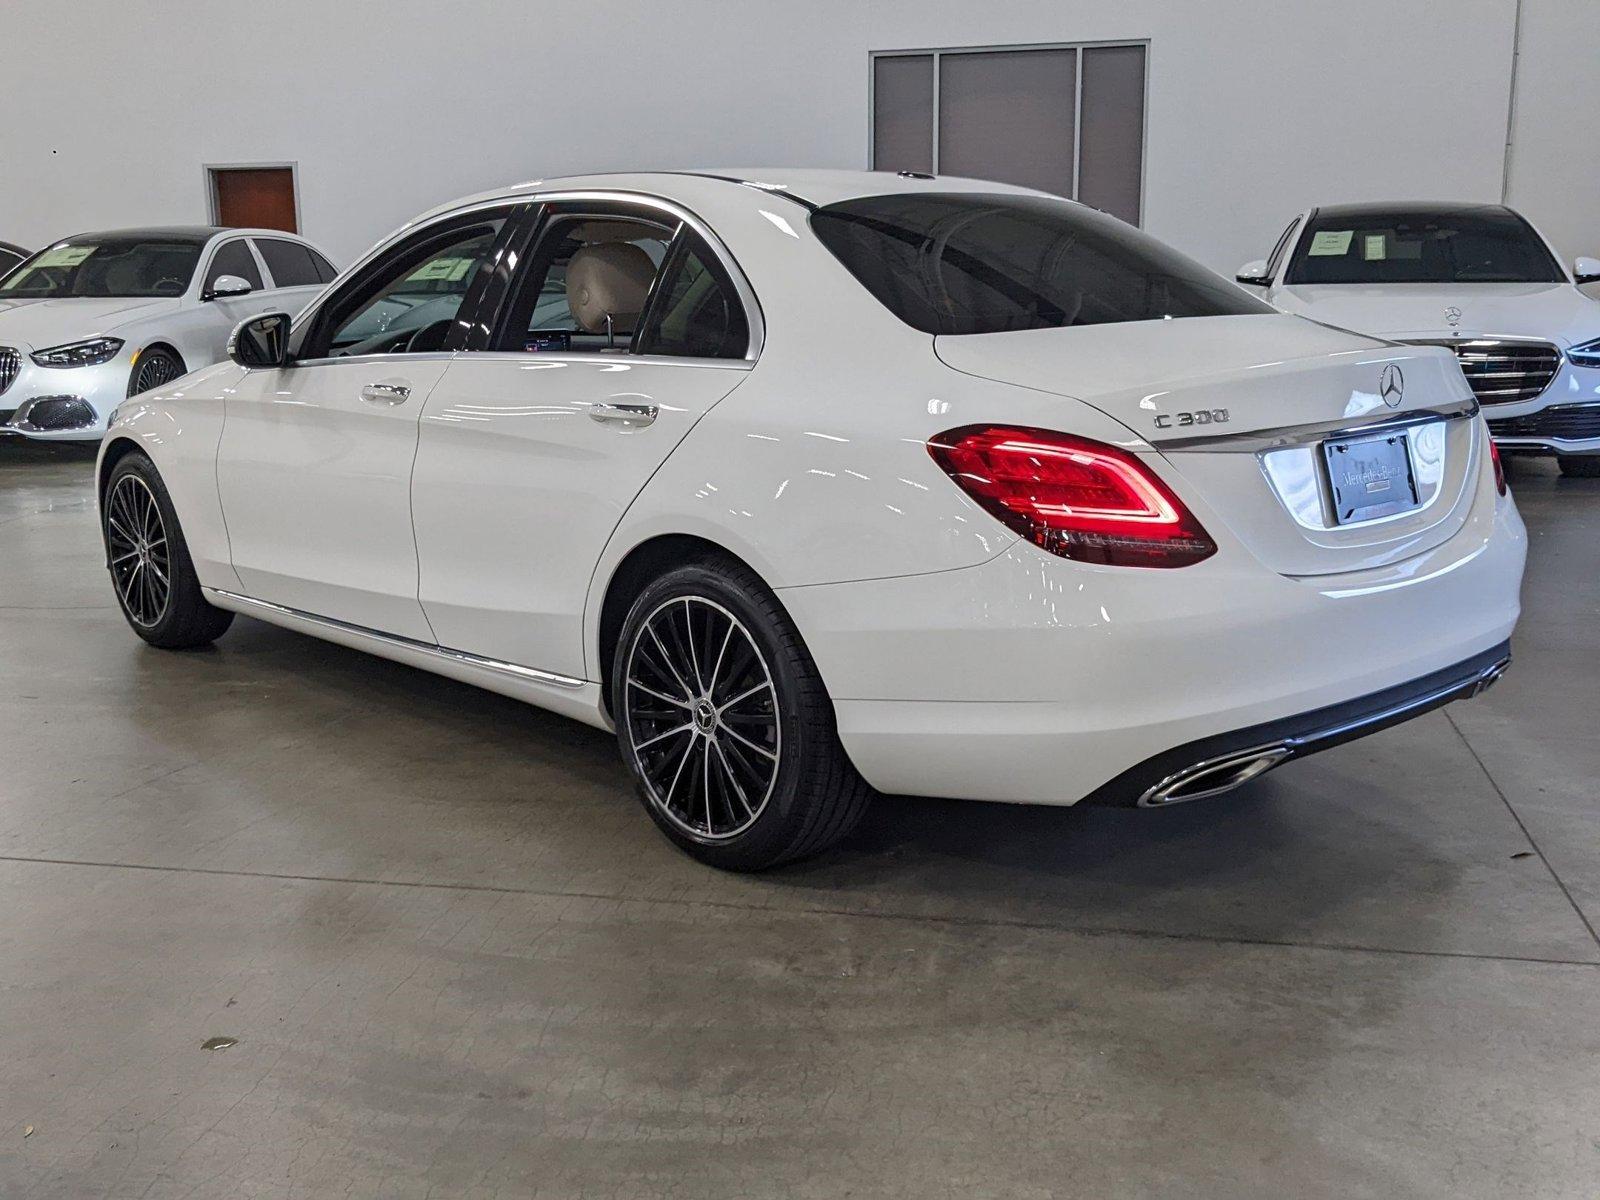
[927,424,1217,568]
[1489,437,1508,496]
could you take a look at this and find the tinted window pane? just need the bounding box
[873,55,933,174]
[813,192,1269,335]
[0,236,206,298]
[309,250,339,283]
[205,240,263,291]
[256,238,321,287]
[939,49,1075,196]
[1078,45,1145,224]
[316,220,503,357]
[1286,206,1564,284]
[637,236,749,359]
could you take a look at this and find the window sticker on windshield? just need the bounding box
[1363,234,1387,261]
[407,256,473,283]
[35,245,95,268]
[1308,231,1353,256]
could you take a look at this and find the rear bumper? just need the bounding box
[1087,641,1509,807]
[781,487,1525,805]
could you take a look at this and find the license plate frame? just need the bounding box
[1322,430,1421,525]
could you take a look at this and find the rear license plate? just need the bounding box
[1323,431,1420,524]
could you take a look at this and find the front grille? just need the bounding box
[1488,403,1600,442]
[1405,337,1561,405]
[0,347,17,396]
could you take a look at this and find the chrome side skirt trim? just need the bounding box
[205,589,587,691]
[1159,396,1478,454]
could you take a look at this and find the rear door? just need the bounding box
[411,195,758,678]
[216,208,514,638]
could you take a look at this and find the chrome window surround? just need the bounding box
[289,190,765,369]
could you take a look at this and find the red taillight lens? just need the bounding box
[927,424,1217,568]
[1489,437,1508,496]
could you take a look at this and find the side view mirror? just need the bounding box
[1235,259,1272,287]
[228,312,292,369]
[203,274,254,302]
[1574,256,1600,285]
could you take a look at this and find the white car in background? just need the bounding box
[1238,202,1600,477]
[98,170,1523,870]
[0,226,336,439]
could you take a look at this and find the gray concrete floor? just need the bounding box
[1,441,1597,1199]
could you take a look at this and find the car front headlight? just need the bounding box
[1568,337,1600,368]
[30,337,125,368]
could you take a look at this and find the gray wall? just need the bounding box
[2,0,1595,274]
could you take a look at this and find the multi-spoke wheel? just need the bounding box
[613,557,873,871]
[101,451,234,649]
[128,348,184,397]
[105,473,171,628]
[624,596,780,841]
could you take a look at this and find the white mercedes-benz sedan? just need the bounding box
[97,170,1525,870]
[1238,202,1600,476]
[0,226,336,439]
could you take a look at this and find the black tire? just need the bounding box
[1558,454,1600,478]
[127,347,185,397]
[612,556,872,871]
[103,451,234,649]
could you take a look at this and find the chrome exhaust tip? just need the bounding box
[1137,744,1292,808]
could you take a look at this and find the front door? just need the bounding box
[216,211,512,640]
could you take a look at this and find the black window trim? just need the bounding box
[289,203,523,365]
[461,189,764,364]
[1264,215,1301,283]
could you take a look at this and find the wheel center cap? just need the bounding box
[693,699,718,735]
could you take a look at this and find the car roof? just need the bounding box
[407,168,1056,227]
[1308,201,1519,222]
[55,226,229,243]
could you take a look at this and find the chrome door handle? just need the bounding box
[360,382,411,406]
[588,401,658,427]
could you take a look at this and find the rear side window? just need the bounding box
[636,234,749,359]
[256,238,323,287]
[811,192,1268,335]
[204,239,263,291]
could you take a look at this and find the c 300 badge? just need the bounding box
[1154,408,1230,430]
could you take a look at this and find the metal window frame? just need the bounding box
[203,161,304,233]
[867,39,1150,225]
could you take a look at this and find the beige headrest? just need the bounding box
[567,242,656,334]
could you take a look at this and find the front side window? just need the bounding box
[305,218,504,358]
[204,240,263,292]
[0,236,206,299]
[813,192,1268,335]
[255,238,323,287]
[1285,207,1564,285]
[494,214,673,353]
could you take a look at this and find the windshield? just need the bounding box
[811,192,1268,335]
[1285,207,1564,285]
[0,236,206,298]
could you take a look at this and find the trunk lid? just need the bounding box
[935,314,1485,576]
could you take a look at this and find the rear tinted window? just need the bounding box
[256,238,325,287]
[811,192,1268,335]
[1286,207,1564,285]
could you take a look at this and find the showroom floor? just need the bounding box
[1,441,1597,1199]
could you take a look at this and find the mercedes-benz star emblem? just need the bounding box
[1379,363,1405,408]
[1445,305,1462,328]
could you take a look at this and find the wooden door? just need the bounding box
[212,167,297,232]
